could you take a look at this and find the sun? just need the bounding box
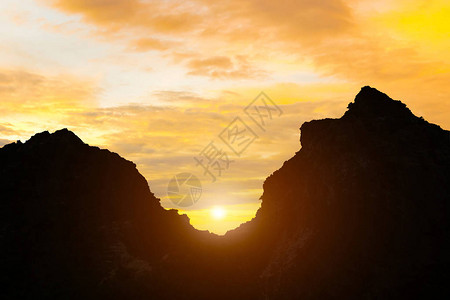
[211,206,226,220]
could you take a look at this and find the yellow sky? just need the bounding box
[1,0,449,234]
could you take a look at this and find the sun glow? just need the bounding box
[177,202,260,235]
[211,206,226,220]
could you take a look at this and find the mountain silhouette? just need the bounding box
[1,87,449,299]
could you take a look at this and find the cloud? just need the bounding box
[186,55,267,79]
[151,90,215,106]
[130,38,173,52]
[0,123,20,136]
[200,0,353,43]
[41,0,355,80]
[0,67,99,143]
[45,0,352,37]
[188,56,233,70]
[40,0,448,88]
[46,0,202,33]
[0,68,97,111]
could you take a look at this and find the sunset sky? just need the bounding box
[1,0,449,234]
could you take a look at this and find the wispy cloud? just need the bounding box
[0,68,97,111]
[186,55,267,79]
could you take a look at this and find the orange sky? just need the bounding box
[1,0,449,234]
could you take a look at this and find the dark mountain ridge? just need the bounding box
[1,86,449,299]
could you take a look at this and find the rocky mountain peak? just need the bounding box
[27,128,84,147]
[344,86,415,121]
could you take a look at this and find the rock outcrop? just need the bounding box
[233,86,450,298]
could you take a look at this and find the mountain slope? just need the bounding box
[228,86,450,298]
[0,129,210,299]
